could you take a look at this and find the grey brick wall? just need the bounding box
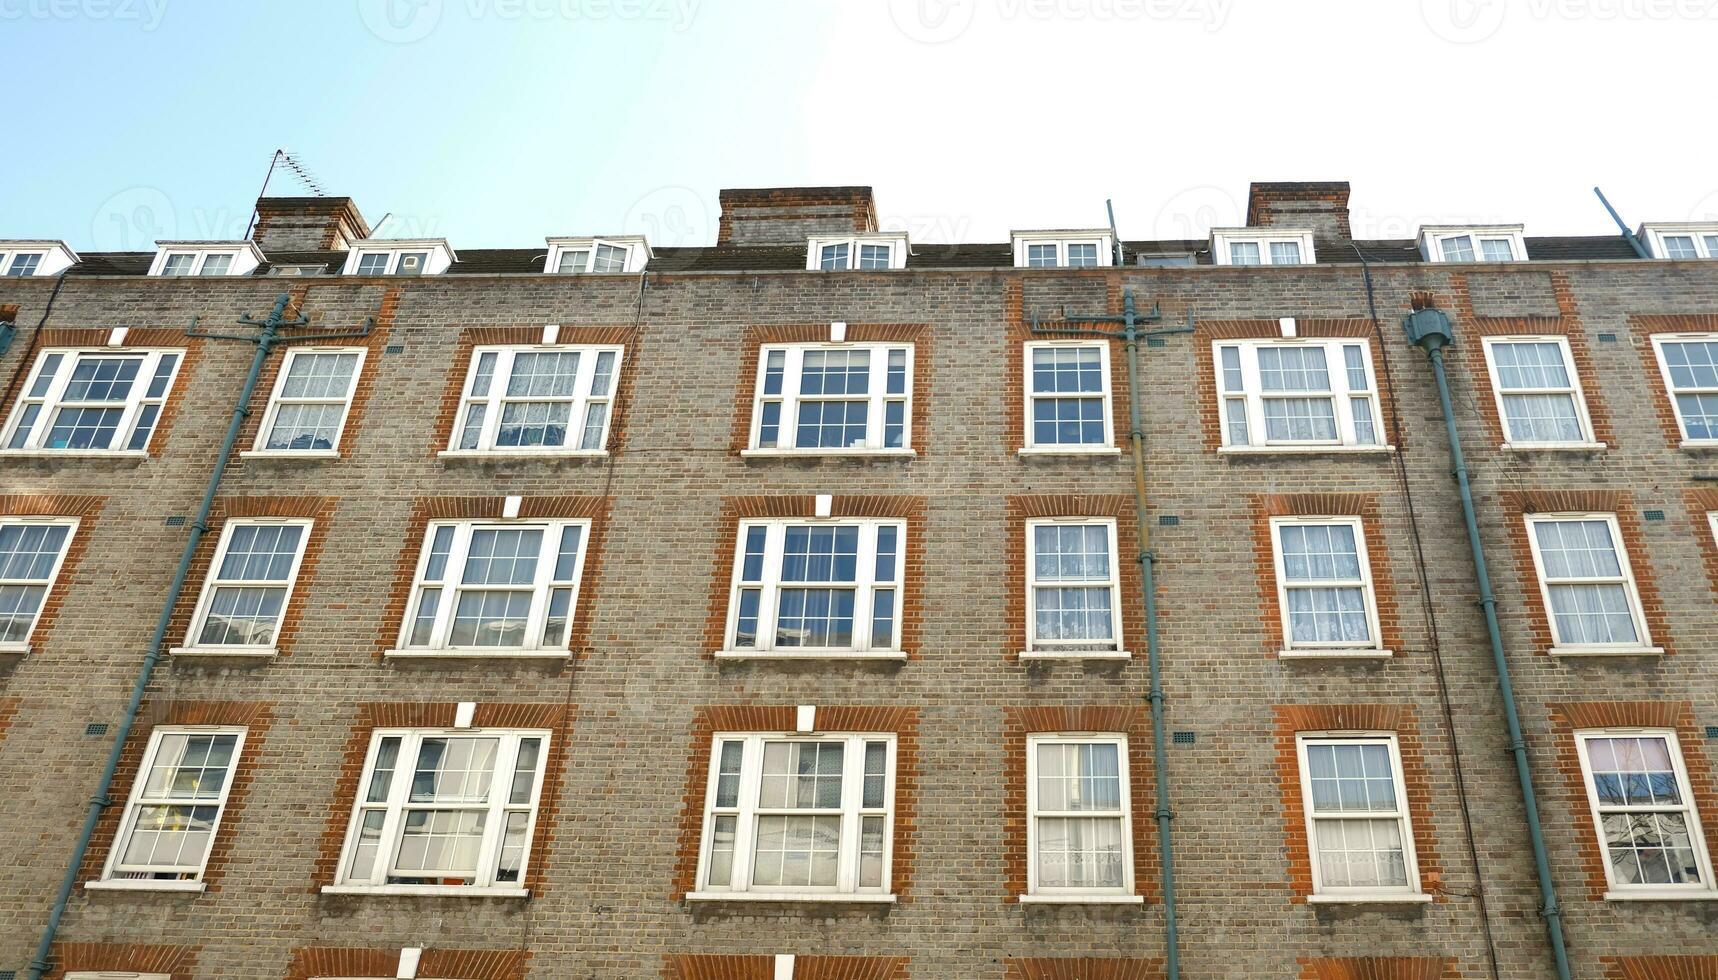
[0,257,1713,979]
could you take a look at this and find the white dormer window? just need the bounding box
[0,241,78,277]
[1640,223,1718,260]
[806,236,908,271]
[1011,231,1114,269]
[1210,229,1316,266]
[1419,226,1526,263]
[544,236,650,274]
[148,242,262,278]
[342,240,455,277]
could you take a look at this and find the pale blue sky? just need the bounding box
[3,0,1713,251]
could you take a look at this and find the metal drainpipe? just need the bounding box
[27,293,315,980]
[1405,314,1573,980]
[1120,293,1181,980]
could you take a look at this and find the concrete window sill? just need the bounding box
[320,884,530,898]
[684,891,897,904]
[1218,445,1395,457]
[0,449,148,460]
[1017,446,1122,457]
[1306,892,1433,905]
[437,449,609,460]
[169,646,277,662]
[383,648,571,661]
[0,642,32,657]
[1548,645,1664,658]
[1017,893,1145,905]
[1603,889,1718,902]
[238,449,340,460]
[739,448,917,460]
[84,879,205,894]
[712,649,907,662]
[1277,648,1393,661]
[1499,442,1607,452]
[1019,650,1132,662]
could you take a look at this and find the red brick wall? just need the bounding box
[1001,705,1158,902]
[670,705,920,902]
[1546,701,1718,901]
[1602,956,1718,979]
[1685,488,1718,595]
[1271,704,1445,902]
[1296,957,1462,980]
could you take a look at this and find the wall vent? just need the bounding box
[1146,335,1167,348]
[1597,332,1619,343]
[164,516,187,526]
[1172,731,1196,745]
[85,723,110,736]
[1643,509,1666,522]
[1705,726,1718,740]
[385,343,406,354]
[1158,515,1180,527]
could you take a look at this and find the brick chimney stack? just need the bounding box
[1246,181,1352,242]
[716,187,877,246]
[250,197,371,253]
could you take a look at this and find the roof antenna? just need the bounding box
[243,149,328,240]
[1593,187,1650,258]
[1106,198,1124,266]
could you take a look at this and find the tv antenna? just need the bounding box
[243,148,328,238]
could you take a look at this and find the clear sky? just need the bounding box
[3,0,1713,251]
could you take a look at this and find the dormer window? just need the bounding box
[806,236,907,271]
[342,240,455,277]
[0,241,78,277]
[149,242,262,277]
[1419,226,1526,263]
[1011,231,1113,269]
[1641,223,1718,260]
[1210,229,1315,266]
[544,236,650,274]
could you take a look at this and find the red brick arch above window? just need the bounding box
[1603,956,1718,980]
[47,941,198,979]
[1296,957,1462,980]
[1006,957,1164,980]
[665,955,910,980]
[286,946,529,980]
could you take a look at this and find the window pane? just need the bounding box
[1269,241,1301,265]
[1066,243,1098,267]
[1493,341,1572,389]
[1036,816,1124,888]
[1262,397,1338,441]
[1229,242,1260,265]
[1663,341,1718,390]
[1662,236,1697,259]
[1314,817,1407,888]
[1547,583,1638,645]
[591,243,626,272]
[1258,347,1331,392]
[1219,346,1243,393]
[1479,238,1514,262]
[1533,519,1622,578]
[752,814,841,886]
[757,741,844,809]
[819,243,849,270]
[1027,243,1057,268]
[1441,236,1475,262]
[556,249,590,273]
[857,243,891,269]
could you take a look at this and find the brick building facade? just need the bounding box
[0,182,1713,978]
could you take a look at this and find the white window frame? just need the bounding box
[1022,517,1126,660]
[1640,223,1718,260]
[389,518,591,659]
[1213,337,1386,452]
[543,236,650,274]
[1480,336,1601,449]
[147,242,262,277]
[1021,340,1116,454]
[1649,333,1718,447]
[1011,231,1114,269]
[173,518,312,657]
[1418,226,1527,263]
[719,517,906,660]
[690,732,897,901]
[1,347,185,455]
[1294,733,1428,902]
[0,241,77,277]
[92,725,248,891]
[1524,512,1658,656]
[1022,733,1138,902]
[743,342,915,455]
[341,240,455,277]
[248,346,367,456]
[1210,228,1316,266]
[0,515,78,653]
[805,236,908,271]
[328,727,550,896]
[1574,728,1718,900]
[443,344,624,456]
[1270,516,1387,658]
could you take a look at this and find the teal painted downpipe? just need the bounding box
[28,294,302,980]
[1403,308,1573,980]
[1120,290,1181,980]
